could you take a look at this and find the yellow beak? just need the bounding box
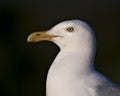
[27,31,59,42]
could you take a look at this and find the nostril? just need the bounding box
[36,34,41,36]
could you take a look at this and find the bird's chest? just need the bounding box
[46,65,96,96]
[46,53,96,96]
[47,75,96,96]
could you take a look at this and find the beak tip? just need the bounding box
[27,36,38,42]
[27,36,32,42]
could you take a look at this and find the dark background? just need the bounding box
[0,0,120,96]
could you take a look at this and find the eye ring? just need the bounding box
[66,27,74,32]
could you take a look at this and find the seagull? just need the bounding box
[27,20,120,96]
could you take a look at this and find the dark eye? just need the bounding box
[66,27,74,32]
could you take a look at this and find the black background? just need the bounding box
[0,0,120,96]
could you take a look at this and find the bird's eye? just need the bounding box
[66,27,74,32]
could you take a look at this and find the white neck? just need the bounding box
[46,47,96,96]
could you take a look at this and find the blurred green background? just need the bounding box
[0,0,120,96]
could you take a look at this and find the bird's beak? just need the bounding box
[27,31,59,42]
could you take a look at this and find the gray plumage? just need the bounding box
[96,78,120,96]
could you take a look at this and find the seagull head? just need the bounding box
[27,20,96,52]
